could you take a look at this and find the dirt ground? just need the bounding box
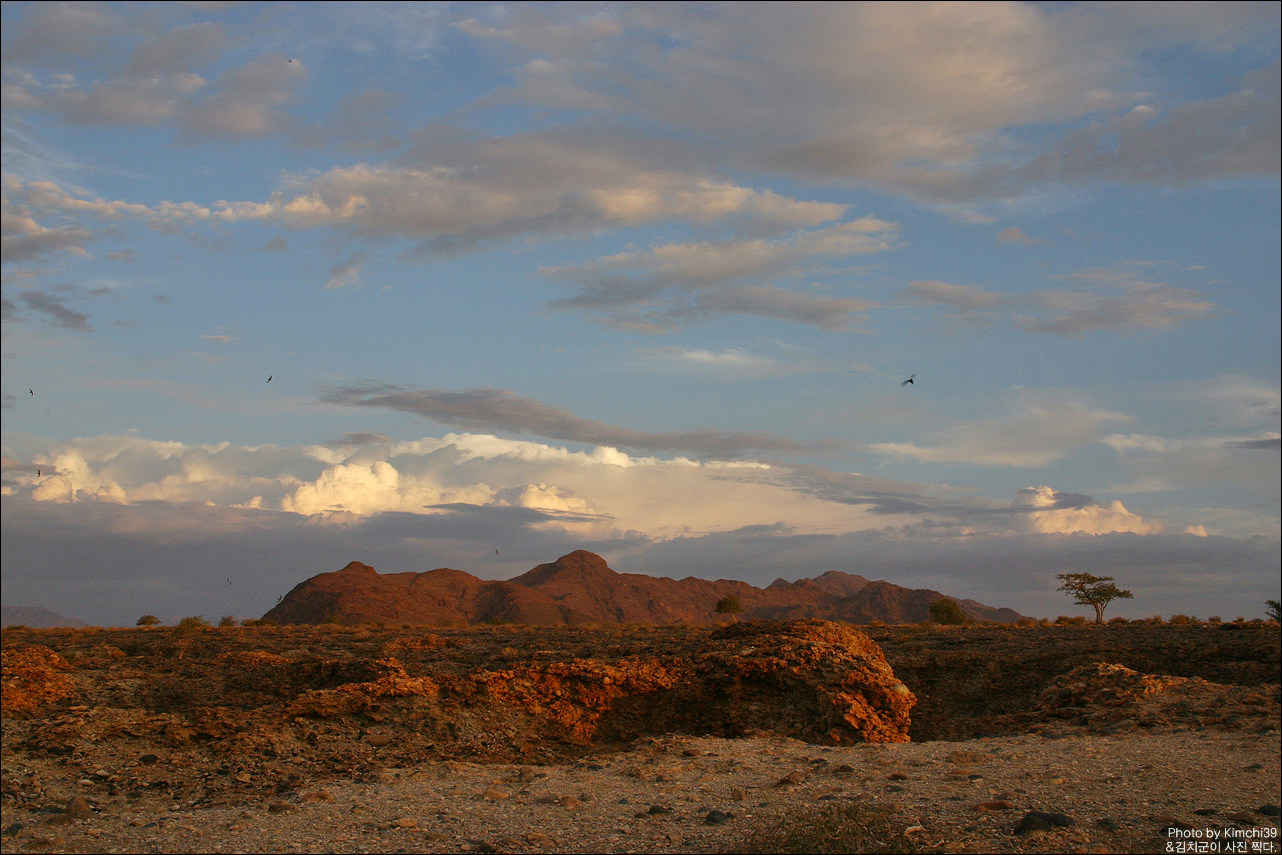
[2,620,1279,853]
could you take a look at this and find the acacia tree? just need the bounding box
[929,598,969,625]
[1056,573,1133,624]
[715,595,745,623]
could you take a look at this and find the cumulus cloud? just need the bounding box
[6,10,300,139]
[3,430,1276,625]
[1,184,94,263]
[2,2,122,63]
[1010,485,1161,535]
[463,2,1278,204]
[0,431,988,540]
[178,56,305,139]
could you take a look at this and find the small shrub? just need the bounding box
[173,616,209,632]
[218,615,237,627]
[136,615,161,627]
[1109,616,1129,625]
[1168,614,1196,626]
[1016,617,1038,628]
[171,615,210,659]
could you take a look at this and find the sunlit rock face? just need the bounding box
[284,618,916,746]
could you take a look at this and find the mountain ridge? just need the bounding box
[1,606,89,629]
[261,550,1027,626]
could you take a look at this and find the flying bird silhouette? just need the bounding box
[266,375,272,383]
[29,388,34,395]
[901,374,915,386]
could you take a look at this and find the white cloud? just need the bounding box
[639,347,786,378]
[4,430,1276,626]
[866,392,1132,467]
[2,137,847,258]
[466,3,1277,203]
[1011,485,1161,535]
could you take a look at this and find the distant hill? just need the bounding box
[262,550,1026,627]
[1,606,89,629]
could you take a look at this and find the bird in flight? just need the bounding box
[29,388,34,395]
[901,374,916,386]
[266,375,272,383]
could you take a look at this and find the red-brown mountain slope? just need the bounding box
[261,550,1026,626]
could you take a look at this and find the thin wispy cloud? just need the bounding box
[906,266,1215,335]
[865,393,1133,467]
[18,290,91,330]
[322,385,837,459]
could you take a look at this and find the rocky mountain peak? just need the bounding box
[262,550,1027,627]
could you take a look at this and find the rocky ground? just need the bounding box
[2,620,1279,853]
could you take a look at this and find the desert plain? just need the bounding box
[2,619,1279,854]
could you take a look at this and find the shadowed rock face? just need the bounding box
[262,550,1026,626]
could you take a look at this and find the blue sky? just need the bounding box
[2,1,1278,627]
